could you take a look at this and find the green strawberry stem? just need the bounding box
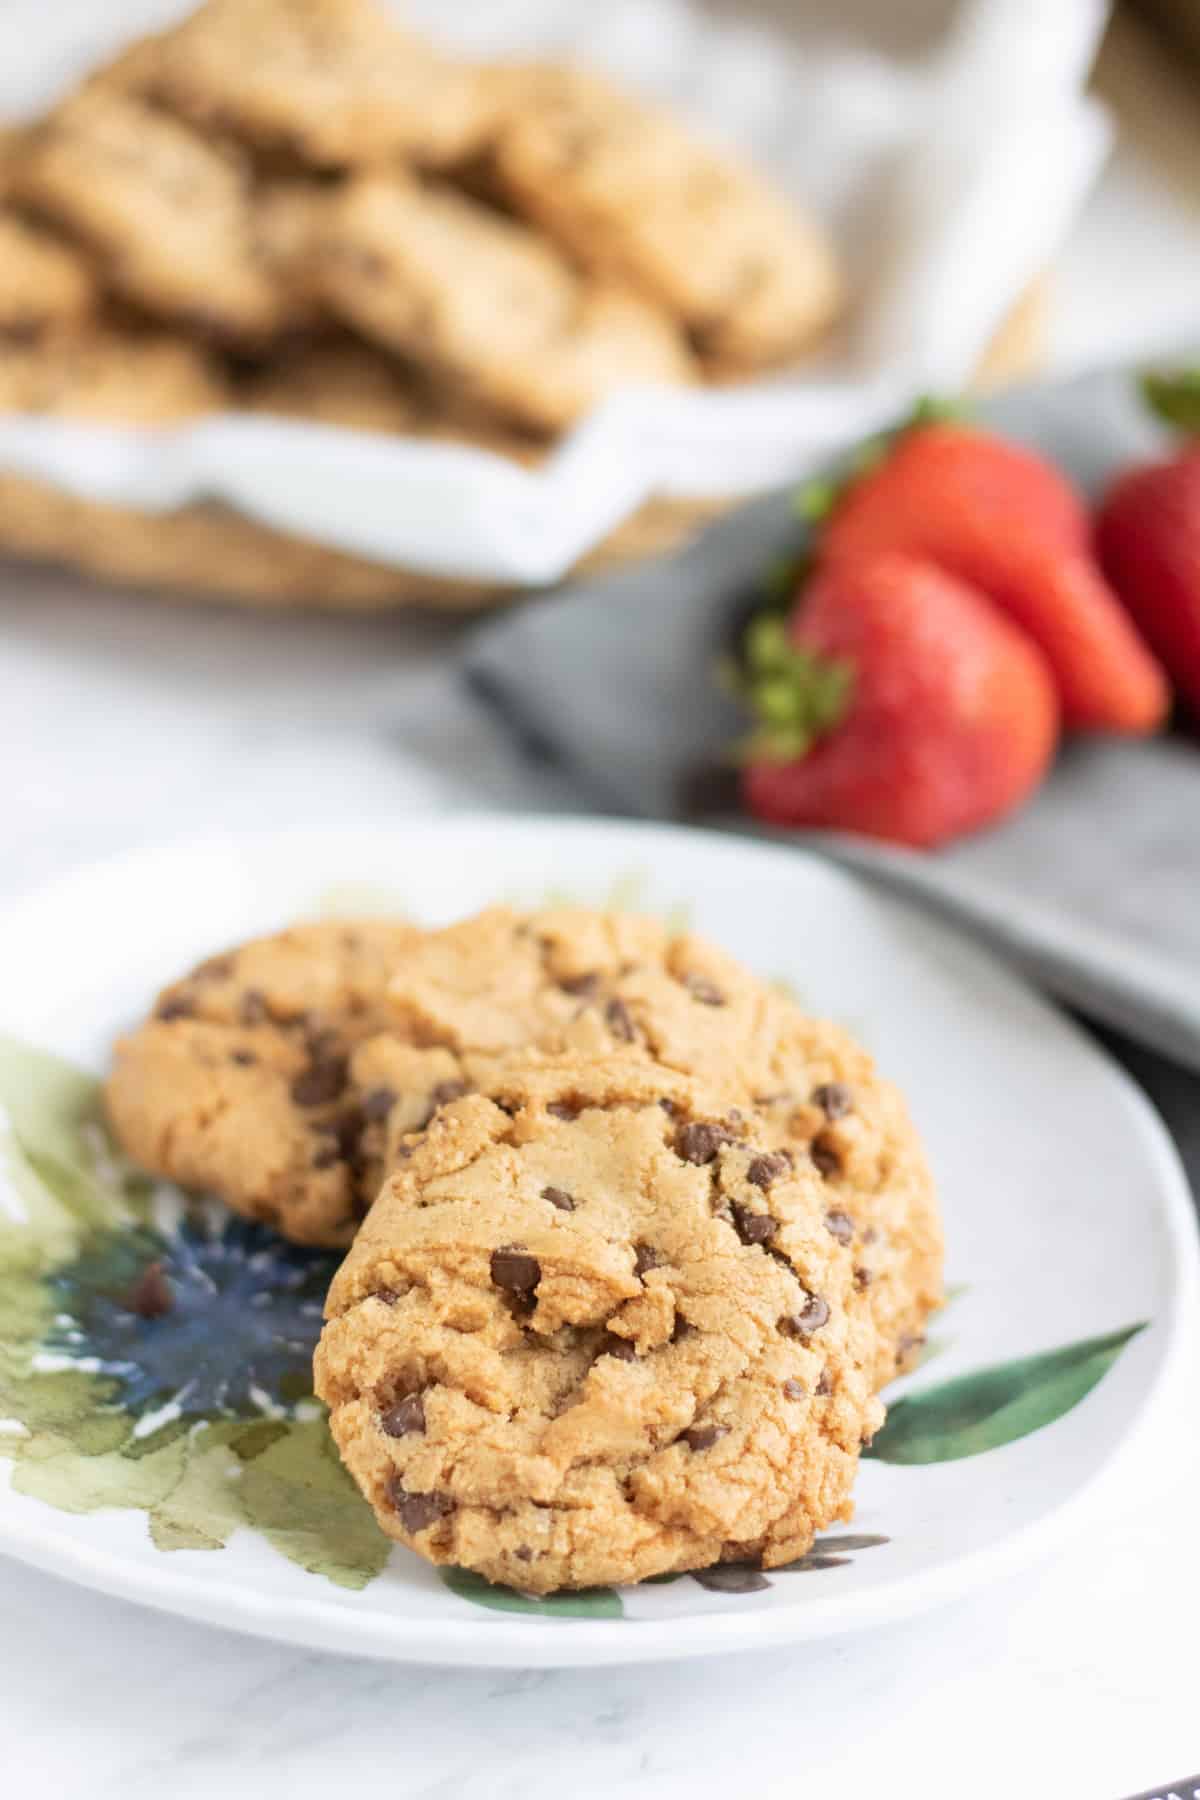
[790,392,970,526]
[733,614,854,763]
[1141,367,1200,436]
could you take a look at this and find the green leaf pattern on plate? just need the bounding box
[0,1033,1151,1605]
[441,1568,623,1618]
[865,1323,1148,1465]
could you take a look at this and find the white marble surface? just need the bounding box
[3,36,1200,1800]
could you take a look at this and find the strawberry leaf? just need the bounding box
[1141,367,1200,436]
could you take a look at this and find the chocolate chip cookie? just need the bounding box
[319,173,696,433]
[241,339,542,464]
[0,211,97,340]
[14,89,289,345]
[385,907,943,1385]
[105,921,428,1247]
[315,1053,884,1591]
[486,65,843,369]
[144,0,492,171]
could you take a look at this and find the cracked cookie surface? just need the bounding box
[104,921,427,1247]
[383,907,943,1384]
[105,906,941,1375]
[315,1053,883,1592]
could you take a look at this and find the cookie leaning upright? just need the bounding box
[13,88,291,345]
[318,173,697,433]
[143,0,493,171]
[486,65,842,369]
[314,1053,884,1593]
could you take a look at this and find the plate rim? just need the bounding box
[1,814,1196,1669]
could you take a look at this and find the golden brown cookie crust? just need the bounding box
[0,211,96,338]
[320,173,696,433]
[487,64,842,369]
[385,907,943,1383]
[315,1053,883,1591]
[106,906,942,1367]
[145,0,493,171]
[15,90,287,345]
[105,921,426,1247]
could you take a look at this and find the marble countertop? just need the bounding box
[3,32,1200,1800]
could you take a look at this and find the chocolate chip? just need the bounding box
[658,1097,678,1117]
[361,1086,397,1122]
[605,997,636,1042]
[730,1202,778,1247]
[547,1101,578,1121]
[747,1152,790,1190]
[824,1209,855,1244]
[559,972,598,997]
[291,1057,348,1107]
[811,1139,841,1178]
[239,989,268,1024]
[431,1079,468,1108]
[816,1368,833,1396]
[778,1294,830,1338]
[122,1261,172,1319]
[684,974,725,1006]
[231,1048,257,1066]
[633,1243,662,1278]
[388,1476,454,1535]
[674,1120,732,1165]
[373,1287,401,1305]
[515,1545,533,1563]
[490,1246,541,1294]
[598,1332,637,1362]
[812,1082,853,1120]
[542,1186,576,1212]
[781,1378,806,1400]
[156,996,194,1021]
[854,1266,872,1290]
[682,1423,727,1451]
[671,1317,696,1343]
[380,1392,426,1438]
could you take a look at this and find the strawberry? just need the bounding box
[819,421,1168,734]
[740,552,1059,849]
[1096,444,1200,718]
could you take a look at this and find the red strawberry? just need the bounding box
[820,421,1168,734]
[1096,444,1200,718]
[740,552,1059,849]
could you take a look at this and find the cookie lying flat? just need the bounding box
[105,922,428,1247]
[15,90,290,345]
[384,907,943,1386]
[488,65,842,369]
[320,174,696,433]
[315,1054,883,1592]
[146,0,491,171]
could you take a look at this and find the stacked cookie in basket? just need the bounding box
[0,0,842,609]
[106,907,942,1593]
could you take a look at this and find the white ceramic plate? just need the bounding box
[0,819,1194,1668]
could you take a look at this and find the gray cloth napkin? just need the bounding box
[463,360,1200,1080]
